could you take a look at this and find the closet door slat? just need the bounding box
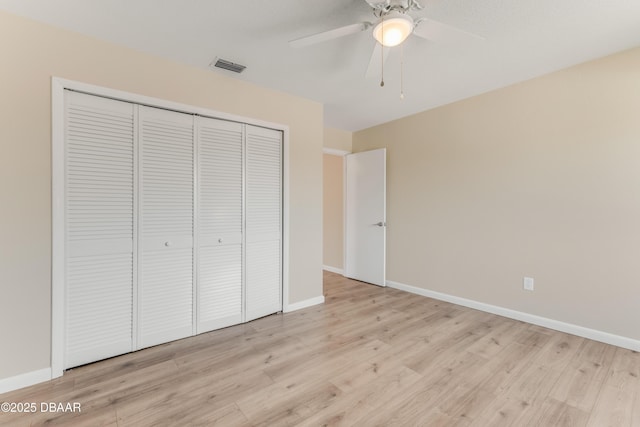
[245,125,283,321]
[138,106,194,349]
[196,117,243,332]
[64,91,134,368]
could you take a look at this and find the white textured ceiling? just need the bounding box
[1,0,639,131]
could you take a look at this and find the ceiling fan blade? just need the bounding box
[365,43,391,80]
[289,22,371,48]
[413,18,484,42]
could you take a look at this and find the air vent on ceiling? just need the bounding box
[210,57,246,74]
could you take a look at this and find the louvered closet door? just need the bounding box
[64,91,135,369]
[196,117,243,333]
[245,125,283,321]
[139,106,194,349]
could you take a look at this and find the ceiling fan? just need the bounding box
[289,0,481,80]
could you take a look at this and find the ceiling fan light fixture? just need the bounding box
[373,12,414,47]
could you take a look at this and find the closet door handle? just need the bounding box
[164,241,172,247]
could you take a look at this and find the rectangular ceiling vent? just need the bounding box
[211,57,246,74]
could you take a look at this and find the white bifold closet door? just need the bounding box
[64,91,135,368]
[245,125,283,321]
[196,117,243,333]
[138,106,194,349]
[62,90,283,369]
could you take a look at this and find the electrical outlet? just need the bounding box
[523,277,534,291]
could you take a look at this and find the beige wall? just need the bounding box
[323,127,353,152]
[354,47,640,341]
[0,11,323,382]
[322,127,351,271]
[323,154,344,270]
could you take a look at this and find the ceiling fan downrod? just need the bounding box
[380,16,385,87]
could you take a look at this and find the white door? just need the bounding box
[196,117,243,333]
[245,125,283,321]
[64,91,135,368]
[344,148,386,286]
[138,106,195,349]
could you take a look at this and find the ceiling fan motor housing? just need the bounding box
[367,0,423,14]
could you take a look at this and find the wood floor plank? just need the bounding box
[549,339,617,412]
[115,370,273,426]
[586,347,640,427]
[470,395,537,427]
[464,319,521,359]
[587,384,636,427]
[529,331,584,373]
[1,270,638,427]
[236,379,342,426]
[527,397,591,426]
[301,365,426,427]
[352,352,486,426]
[296,391,374,427]
[263,337,389,385]
[328,338,421,394]
[470,362,562,426]
[466,339,548,395]
[634,379,640,427]
[437,384,498,424]
[606,347,640,389]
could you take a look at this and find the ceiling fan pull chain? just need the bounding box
[400,43,404,99]
[380,16,385,87]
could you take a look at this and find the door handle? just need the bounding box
[375,221,386,227]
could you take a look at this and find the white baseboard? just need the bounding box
[0,367,51,395]
[386,279,640,352]
[323,265,344,275]
[284,295,325,313]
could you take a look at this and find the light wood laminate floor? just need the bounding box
[1,271,639,426]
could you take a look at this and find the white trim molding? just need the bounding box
[0,368,52,395]
[323,148,350,156]
[386,279,640,352]
[323,265,344,275]
[284,296,325,313]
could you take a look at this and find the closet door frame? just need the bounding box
[51,77,290,379]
